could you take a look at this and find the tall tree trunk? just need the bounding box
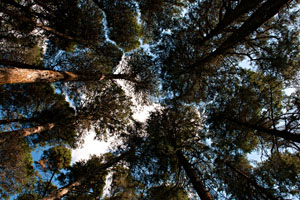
[190,0,292,72]
[0,117,39,125]
[176,150,213,200]
[228,118,300,143]
[0,123,55,143]
[41,148,135,200]
[226,162,281,200]
[0,65,135,85]
[197,0,262,47]
[35,23,86,43]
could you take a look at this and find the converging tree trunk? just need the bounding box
[190,0,292,72]
[176,150,213,200]
[228,118,300,143]
[196,0,262,47]
[42,148,135,200]
[0,123,55,143]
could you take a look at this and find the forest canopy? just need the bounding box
[0,0,299,199]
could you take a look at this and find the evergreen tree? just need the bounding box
[1,0,299,199]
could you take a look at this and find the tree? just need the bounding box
[1,0,105,49]
[156,0,295,103]
[129,104,213,200]
[92,0,142,52]
[0,82,134,147]
[0,84,78,146]
[1,0,300,199]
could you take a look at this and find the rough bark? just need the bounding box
[41,148,135,200]
[0,67,135,84]
[0,123,55,143]
[176,150,213,200]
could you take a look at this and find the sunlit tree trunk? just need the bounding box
[176,150,213,200]
[0,66,135,85]
[0,123,55,143]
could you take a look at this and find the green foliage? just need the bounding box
[0,139,36,198]
[1,0,300,199]
[146,185,190,200]
[97,0,141,51]
[104,166,144,200]
[59,155,109,199]
[255,152,300,198]
[40,145,71,171]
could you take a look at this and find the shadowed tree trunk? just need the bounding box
[42,148,135,200]
[196,0,262,47]
[228,118,300,143]
[176,150,213,200]
[190,0,292,72]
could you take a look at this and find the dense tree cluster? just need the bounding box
[0,0,299,199]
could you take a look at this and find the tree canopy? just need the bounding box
[1,0,299,199]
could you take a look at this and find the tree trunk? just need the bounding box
[228,118,300,143]
[190,0,292,72]
[197,0,262,47]
[176,150,213,200]
[35,23,82,42]
[0,123,55,143]
[41,148,135,200]
[0,66,134,85]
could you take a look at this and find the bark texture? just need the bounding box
[0,123,55,143]
[0,68,102,84]
[0,66,136,84]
